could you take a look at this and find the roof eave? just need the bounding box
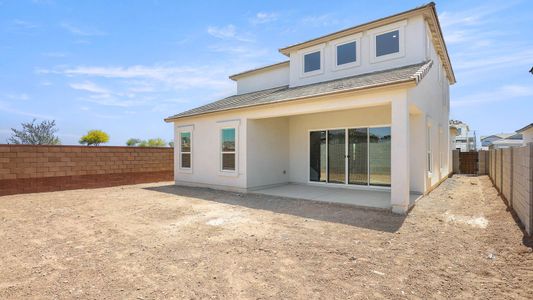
[164,79,417,122]
[228,61,289,81]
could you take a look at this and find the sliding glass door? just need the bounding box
[309,127,391,187]
[327,130,345,184]
[309,131,326,182]
[369,127,391,186]
[348,128,368,185]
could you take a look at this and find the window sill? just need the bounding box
[178,168,193,174]
[218,170,239,177]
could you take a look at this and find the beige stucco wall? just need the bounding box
[247,117,290,189]
[406,22,451,190]
[236,65,289,95]
[287,15,428,88]
[522,127,533,145]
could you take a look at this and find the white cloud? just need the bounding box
[42,52,68,58]
[301,14,339,27]
[0,101,53,119]
[60,22,106,36]
[207,25,254,42]
[70,81,109,94]
[39,62,239,108]
[251,12,278,25]
[4,93,30,101]
[452,84,533,107]
[12,19,40,29]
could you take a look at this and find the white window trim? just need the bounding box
[427,122,432,175]
[331,34,362,71]
[306,124,392,190]
[299,44,325,78]
[177,125,194,174]
[369,20,407,64]
[217,119,240,176]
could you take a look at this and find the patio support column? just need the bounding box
[391,95,410,214]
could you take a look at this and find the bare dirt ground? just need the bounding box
[0,175,532,299]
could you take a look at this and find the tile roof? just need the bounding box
[165,61,432,121]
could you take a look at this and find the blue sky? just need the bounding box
[0,0,532,145]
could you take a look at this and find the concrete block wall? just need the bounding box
[495,149,502,192]
[488,145,532,235]
[452,150,460,174]
[0,145,173,196]
[511,146,532,235]
[478,150,488,175]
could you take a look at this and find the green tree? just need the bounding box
[147,138,166,147]
[8,119,61,145]
[126,138,141,146]
[79,130,109,146]
[168,141,174,147]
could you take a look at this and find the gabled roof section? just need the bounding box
[165,61,432,121]
[517,123,533,133]
[229,61,289,81]
[278,2,455,84]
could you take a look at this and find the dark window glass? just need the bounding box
[376,30,399,57]
[327,129,346,184]
[337,41,356,65]
[304,51,321,72]
[222,153,235,171]
[348,128,368,185]
[309,131,327,182]
[181,153,191,168]
[369,127,391,186]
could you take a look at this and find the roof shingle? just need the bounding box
[165,61,432,121]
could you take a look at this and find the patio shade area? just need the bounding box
[252,184,421,210]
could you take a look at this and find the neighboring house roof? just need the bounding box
[278,2,455,84]
[165,61,432,121]
[480,133,515,140]
[516,123,533,133]
[491,139,523,146]
[229,61,289,81]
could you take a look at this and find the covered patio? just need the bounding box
[252,183,422,210]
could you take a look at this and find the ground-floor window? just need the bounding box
[309,127,391,187]
[221,128,236,171]
[180,131,191,169]
[177,125,193,172]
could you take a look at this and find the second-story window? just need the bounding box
[304,51,321,73]
[376,30,400,57]
[336,41,356,65]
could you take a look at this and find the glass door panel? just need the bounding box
[369,127,391,186]
[327,129,346,184]
[348,128,368,185]
[309,131,327,182]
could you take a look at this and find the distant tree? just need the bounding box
[126,138,142,146]
[79,130,109,146]
[168,141,174,147]
[147,138,166,147]
[8,119,61,145]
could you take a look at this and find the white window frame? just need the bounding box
[306,124,392,191]
[369,20,407,64]
[300,44,325,78]
[427,123,432,175]
[177,125,194,174]
[331,34,362,71]
[217,119,240,176]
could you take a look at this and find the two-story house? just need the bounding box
[165,2,455,214]
[450,120,476,151]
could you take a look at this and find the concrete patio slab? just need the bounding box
[252,183,421,210]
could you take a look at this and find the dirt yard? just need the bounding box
[0,175,532,299]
